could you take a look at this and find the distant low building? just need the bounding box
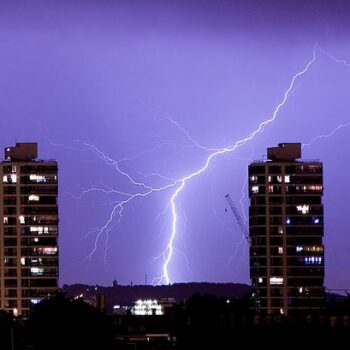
[131,299,164,316]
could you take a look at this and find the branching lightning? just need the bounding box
[157,49,316,284]
[70,49,317,284]
[322,49,350,67]
[302,122,350,148]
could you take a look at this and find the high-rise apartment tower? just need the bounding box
[248,143,324,315]
[0,143,58,317]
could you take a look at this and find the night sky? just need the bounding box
[1,0,350,289]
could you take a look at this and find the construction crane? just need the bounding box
[225,194,250,244]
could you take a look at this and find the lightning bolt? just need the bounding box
[158,49,316,284]
[322,49,350,67]
[66,48,316,284]
[300,49,350,148]
[302,122,350,148]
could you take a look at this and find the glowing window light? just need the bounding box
[251,186,259,194]
[3,174,17,183]
[270,277,283,285]
[30,267,44,276]
[296,205,310,214]
[29,174,46,183]
[29,195,40,201]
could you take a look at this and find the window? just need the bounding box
[270,277,283,285]
[3,174,17,183]
[296,205,310,214]
[29,195,40,201]
[37,247,58,255]
[284,175,290,183]
[31,298,42,305]
[21,257,26,266]
[304,256,322,265]
[251,186,259,194]
[30,226,50,234]
[29,174,48,183]
[19,216,25,224]
[3,217,8,224]
[278,247,283,254]
[258,277,263,283]
[30,267,44,276]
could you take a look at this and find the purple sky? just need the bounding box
[1,0,350,288]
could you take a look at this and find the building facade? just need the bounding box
[0,143,58,317]
[248,143,324,315]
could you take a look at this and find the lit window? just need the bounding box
[278,247,283,254]
[296,205,310,214]
[304,256,322,265]
[251,186,259,194]
[305,245,323,252]
[29,174,46,183]
[313,218,320,224]
[19,216,25,224]
[296,246,303,252]
[277,176,282,183]
[278,227,284,234]
[30,267,44,276]
[37,247,58,255]
[30,298,41,305]
[34,238,39,242]
[258,277,263,283]
[284,175,290,183]
[299,287,303,293]
[270,277,283,285]
[286,217,291,224]
[268,185,274,193]
[30,226,50,234]
[29,195,40,201]
[268,176,272,183]
[3,217,8,224]
[21,257,26,266]
[2,174,17,183]
[250,176,257,182]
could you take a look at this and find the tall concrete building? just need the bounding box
[248,143,324,315]
[0,143,58,317]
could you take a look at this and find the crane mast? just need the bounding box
[225,194,250,244]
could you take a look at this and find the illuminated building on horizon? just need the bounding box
[131,299,164,316]
[0,143,58,317]
[248,143,325,315]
